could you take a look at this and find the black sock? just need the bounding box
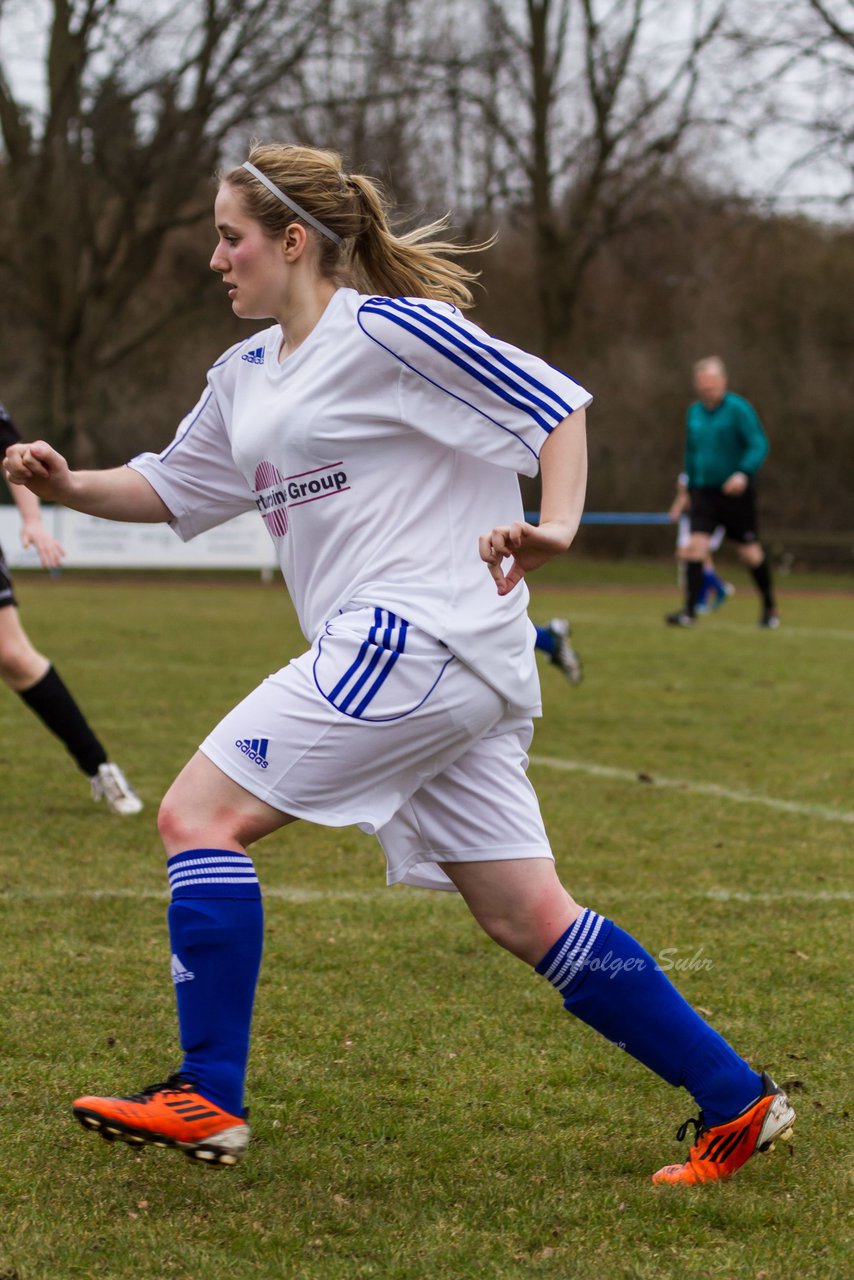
[685,560,704,615]
[18,665,108,776]
[750,557,775,611]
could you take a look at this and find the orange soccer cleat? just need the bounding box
[652,1071,795,1186]
[72,1073,249,1166]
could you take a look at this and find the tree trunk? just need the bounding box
[48,349,95,467]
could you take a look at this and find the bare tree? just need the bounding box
[447,0,727,355]
[725,0,854,215]
[274,0,482,215]
[799,1,854,196]
[807,0,854,48]
[0,0,331,461]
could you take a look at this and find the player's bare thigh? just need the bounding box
[158,750,298,855]
[683,531,711,560]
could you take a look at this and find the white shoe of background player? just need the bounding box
[91,762,144,815]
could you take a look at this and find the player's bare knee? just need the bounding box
[0,636,44,687]
[738,542,763,567]
[158,785,287,853]
[157,791,231,853]
[475,911,533,959]
[0,642,24,685]
[474,900,579,965]
[156,795,190,851]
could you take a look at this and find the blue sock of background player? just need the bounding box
[534,625,556,655]
[700,566,728,606]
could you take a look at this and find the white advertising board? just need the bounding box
[0,507,277,571]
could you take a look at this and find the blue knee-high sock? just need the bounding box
[167,848,264,1116]
[704,567,726,595]
[698,567,723,606]
[537,910,763,1127]
[534,625,556,655]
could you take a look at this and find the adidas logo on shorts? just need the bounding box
[236,737,270,769]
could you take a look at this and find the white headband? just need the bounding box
[241,161,342,245]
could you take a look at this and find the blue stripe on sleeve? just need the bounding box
[358,311,539,463]
[385,298,574,421]
[360,303,557,434]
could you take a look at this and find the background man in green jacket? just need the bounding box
[666,357,779,629]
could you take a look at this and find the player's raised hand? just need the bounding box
[479,519,573,596]
[3,440,73,502]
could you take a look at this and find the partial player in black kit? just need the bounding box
[0,404,142,814]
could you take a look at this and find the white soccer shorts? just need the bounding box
[677,515,725,552]
[200,606,553,890]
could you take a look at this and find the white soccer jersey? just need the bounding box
[129,288,591,714]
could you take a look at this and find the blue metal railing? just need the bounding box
[524,512,671,526]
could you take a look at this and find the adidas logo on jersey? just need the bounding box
[241,346,265,365]
[171,953,195,984]
[236,737,270,769]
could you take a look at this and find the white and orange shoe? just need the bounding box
[72,1073,249,1166]
[652,1071,795,1186]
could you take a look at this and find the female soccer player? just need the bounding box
[3,143,794,1185]
[0,404,142,813]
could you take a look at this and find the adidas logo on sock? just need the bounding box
[235,737,269,769]
[171,953,195,984]
[241,346,265,365]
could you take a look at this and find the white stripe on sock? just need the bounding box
[171,876,260,889]
[168,855,255,870]
[559,914,605,990]
[555,913,603,990]
[542,910,589,983]
[169,865,257,883]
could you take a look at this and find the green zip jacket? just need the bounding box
[684,392,769,489]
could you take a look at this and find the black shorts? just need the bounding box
[0,540,17,609]
[688,486,760,545]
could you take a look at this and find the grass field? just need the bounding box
[1,561,851,1280]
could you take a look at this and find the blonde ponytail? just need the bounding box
[224,142,491,310]
[344,174,488,309]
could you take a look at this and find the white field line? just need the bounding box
[702,620,854,642]
[0,886,851,904]
[528,754,854,824]
[563,610,854,642]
